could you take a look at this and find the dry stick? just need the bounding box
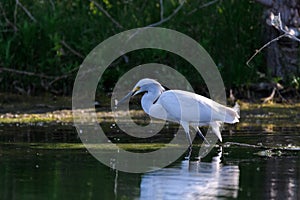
[49,0,55,11]
[48,67,79,86]
[224,142,300,152]
[224,142,262,148]
[89,0,123,29]
[0,66,79,87]
[188,0,220,15]
[0,67,55,79]
[16,0,37,23]
[246,33,288,67]
[147,1,185,27]
[275,87,287,102]
[60,40,84,59]
[255,0,273,7]
[262,87,276,103]
[13,0,18,25]
[247,13,300,66]
[159,0,164,20]
[0,3,18,32]
[125,1,185,42]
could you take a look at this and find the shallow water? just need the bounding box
[0,122,299,200]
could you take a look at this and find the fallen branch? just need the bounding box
[224,142,300,152]
[261,87,287,103]
[262,87,276,103]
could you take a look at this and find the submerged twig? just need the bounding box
[224,142,262,148]
[224,142,300,152]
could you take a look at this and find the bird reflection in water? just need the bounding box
[140,147,240,200]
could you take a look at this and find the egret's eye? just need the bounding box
[131,86,141,96]
[134,86,140,92]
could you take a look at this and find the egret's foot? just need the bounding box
[194,156,201,161]
[201,142,211,148]
[203,138,210,145]
[184,145,192,160]
[196,129,210,145]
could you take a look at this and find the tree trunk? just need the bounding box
[256,0,300,81]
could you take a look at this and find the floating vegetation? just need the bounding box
[24,142,179,151]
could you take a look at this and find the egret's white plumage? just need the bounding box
[118,78,240,144]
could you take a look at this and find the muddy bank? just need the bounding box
[1,93,300,128]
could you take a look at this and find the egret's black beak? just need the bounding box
[116,86,140,107]
[116,91,133,106]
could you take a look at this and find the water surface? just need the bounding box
[0,122,299,200]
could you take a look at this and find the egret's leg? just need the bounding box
[209,122,222,142]
[181,121,192,146]
[195,127,210,145]
[184,145,192,160]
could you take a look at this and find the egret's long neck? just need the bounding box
[141,86,163,114]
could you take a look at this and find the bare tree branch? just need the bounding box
[49,0,55,11]
[247,13,300,66]
[0,67,55,79]
[13,0,18,25]
[159,0,164,20]
[89,0,123,29]
[188,0,220,15]
[0,65,80,90]
[0,3,18,32]
[48,67,79,86]
[247,33,288,66]
[254,0,273,7]
[147,0,185,27]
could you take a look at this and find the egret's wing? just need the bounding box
[157,90,238,123]
[157,90,211,123]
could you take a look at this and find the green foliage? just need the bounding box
[0,0,263,94]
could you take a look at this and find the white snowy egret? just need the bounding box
[117,78,240,145]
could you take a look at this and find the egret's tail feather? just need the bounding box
[233,102,240,116]
[209,121,222,142]
[223,102,240,124]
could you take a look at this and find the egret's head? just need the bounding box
[117,78,165,106]
[131,78,164,96]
